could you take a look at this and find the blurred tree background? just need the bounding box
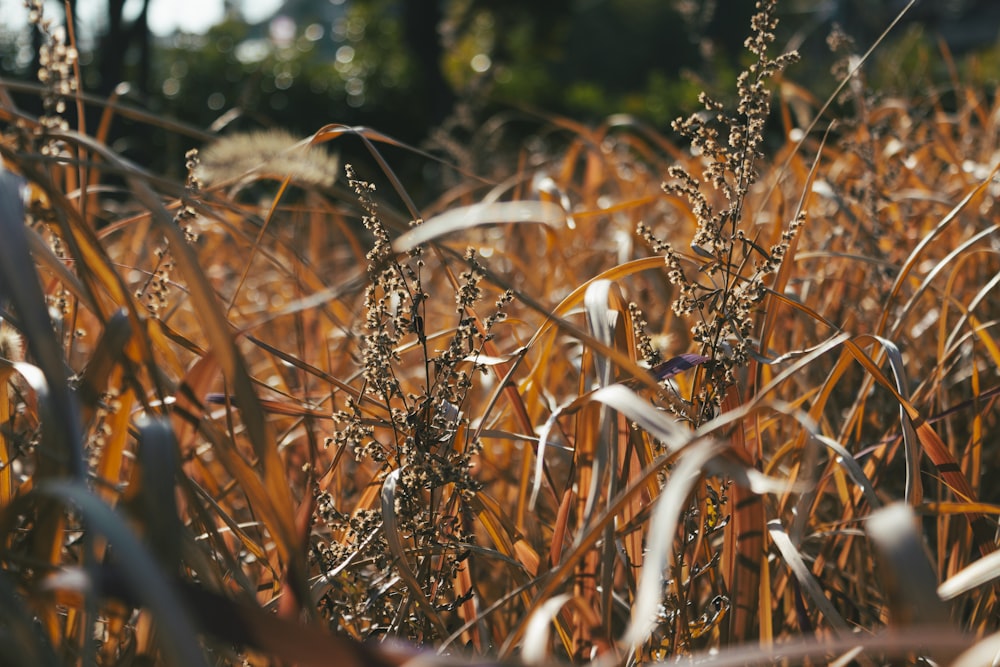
[1,0,998,182]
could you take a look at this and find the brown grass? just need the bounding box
[0,0,998,665]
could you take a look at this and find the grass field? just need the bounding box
[0,0,999,664]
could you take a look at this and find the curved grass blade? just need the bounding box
[888,223,999,338]
[942,269,1000,360]
[0,168,84,479]
[522,593,571,665]
[812,434,880,510]
[768,518,850,635]
[938,546,1000,600]
[623,438,723,647]
[39,130,302,586]
[877,165,1000,338]
[578,280,620,531]
[764,0,918,199]
[122,169,307,600]
[392,200,567,253]
[840,336,995,556]
[866,335,922,505]
[866,503,950,628]
[21,480,210,667]
[380,467,449,636]
[951,631,1000,667]
[132,417,183,573]
[24,224,96,315]
[683,625,971,667]
[529,407,565,511]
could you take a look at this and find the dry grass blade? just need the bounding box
[767,0,918,190]
[584,280,619,388]
[720,389,764,646]
[380,467,450,637]
[812,434,880,510]
[0,169,84,479]
[3,0,1000,660]
[0,360,14,506]
[590,385,688,451]
[126,172,307,596]
[864,335,922,505]
[866,503,950,628]
[938,548,1000,600]
[522,594,572,665]
[877,164,1000,338]
[24,224,96,315]
[624,438,723,647]
[942,270,1000,358]
[0,569,61,667]
[43,133,304,589]
[7,137,143,321]
[838,337,995,555]
[767,518,850,634]
[21,480,210,667]
[679,626,973,667]
[577,280,623,527]
[889,224,1000,338]
[529,409,564,512]
[951,631,1000,667]
[392,201,567,252]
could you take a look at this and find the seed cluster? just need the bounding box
[313,166,511,640]
[25,0,78,157]
[135,150,202,318]
[647,0,803,424]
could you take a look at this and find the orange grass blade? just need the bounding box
[126,171,308,599]
[841,338,996,556]
[721,390,765,645]
[879,164,1000,338]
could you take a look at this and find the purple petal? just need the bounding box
[650,353,710,381]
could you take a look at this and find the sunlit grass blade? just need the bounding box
[812,434,880,510]
[392,200,567,252]
[888,223,999,339]
[938,547,1000,600]
[768,518,851,634]
[24,224,96,315]
[624,438,723,647]
[721,389,764,646]
[877,163,1000,338]
[521,594,572,665]
[833,336,995,555]
[684,626,972,667]
[125,170,308,599]
[952,631,1000,667]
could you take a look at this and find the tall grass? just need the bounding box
[0,0,998,665]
